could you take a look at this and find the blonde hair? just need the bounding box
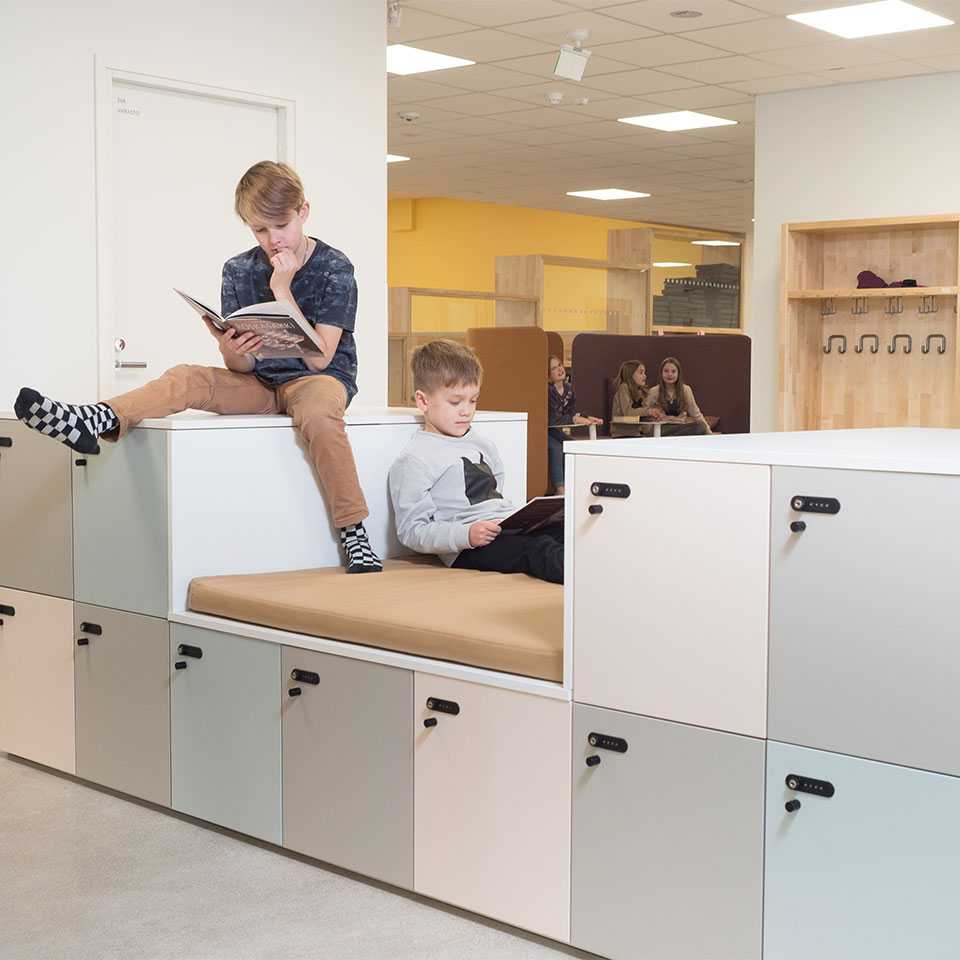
[234,161,305,224]
[412,340,483,393]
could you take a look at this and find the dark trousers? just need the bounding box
[547,432,565,487]
[453,523,564,584]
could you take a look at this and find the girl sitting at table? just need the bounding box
[610,360,664,437]
[548,354,602,494]
[643,356,711,436]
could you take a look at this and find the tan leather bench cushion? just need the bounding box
[188,559,563,682]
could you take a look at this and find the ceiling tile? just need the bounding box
[754,40,893,71]
[432,63,545,90]
[388,8,477,43]
[425,115,540,134]
[811,61,939,83]
[484,105,603,127]
[421,29,557,61]
[658,55,793,83]
[500,10,658,43]
[388,76,471,100]
[865,23,960,61]
[495,51,645,77]
[483,79,621,103]
[729,0,865,13]
[389,127,471,147]
[667,140,750,157]
[489,126,610,145]
[388,136,506,157]
[917,53,960,70]
[643,84,753,108]
[598,0,764,31]
[722,73,832,94]
[406,1,574,25]
[387,103,471,124]
[681,17,826,53]
[426,91,536,114]
[703,101,756,122]
[585,68,705,94]
[558,94,684,118]
[593,34,736,67]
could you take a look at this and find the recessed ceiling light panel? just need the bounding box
[787,0,952,39]
[387,154,410,163]
[387,44,475,75]
[692,239,741,247]
[567,188,651,200]
[618,110,737,131]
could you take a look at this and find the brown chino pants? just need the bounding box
[106,365,369,528]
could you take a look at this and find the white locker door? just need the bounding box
[106,79,282,395]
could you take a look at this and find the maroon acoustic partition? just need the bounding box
[570,333,751,435]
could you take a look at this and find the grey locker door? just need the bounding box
[0,421,73,598]
[571,705,764,960]
[281,647,413,888]
[770,467,960,776]
[73,429,168,617]
[766,741,960,960]
[75,604,170,806]
[170,624,281,843]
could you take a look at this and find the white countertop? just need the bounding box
[0,407,527,429]
[565,428,960,475]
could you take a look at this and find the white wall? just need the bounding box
[0,0,387,408]
[752,71,960,431]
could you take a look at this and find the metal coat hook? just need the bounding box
[820,298,836,317]
[921,333,947,354]
[823,334,847,354]
[855,333,880,354]
[885,296,904,316]
[919,296,940,315]
[888,333,913,354]
[851,297,868,316]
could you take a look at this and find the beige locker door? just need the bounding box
[413,674,571,943]
[105,78,283,394]
[572,455,770,737]
[0,588,75,773]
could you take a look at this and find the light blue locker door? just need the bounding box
[170,624,281,844]
[766,742,960,960]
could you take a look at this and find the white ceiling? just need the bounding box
[387,0,960,230]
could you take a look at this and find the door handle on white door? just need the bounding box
[115,360,148,368]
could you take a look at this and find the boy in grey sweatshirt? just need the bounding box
[389,340,564,583]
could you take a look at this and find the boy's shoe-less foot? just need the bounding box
[339,522,383,574]
[15,387,118,455]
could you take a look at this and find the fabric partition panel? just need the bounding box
[467,327,548,498]
[571,333,751,434]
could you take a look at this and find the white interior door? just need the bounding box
[103,76,288,396]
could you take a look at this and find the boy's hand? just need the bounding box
[269,249,300,299]
[204,318,261,369]
[468,520,501,548]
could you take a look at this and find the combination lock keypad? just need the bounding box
[587,732,628,753]
[790,495,841,515]
[785,773,835,798]
[426,697,460,715]
[590,482,631,499]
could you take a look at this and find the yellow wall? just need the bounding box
[388,197,739,332]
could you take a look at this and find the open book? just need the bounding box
[500,495,564,535]
[175,289,325,361]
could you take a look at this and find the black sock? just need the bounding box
[339,522,382,574]
[15,387,118,454]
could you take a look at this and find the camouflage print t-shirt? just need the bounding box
[220,239,359,401]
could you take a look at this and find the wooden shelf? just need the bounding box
[788,287,958,300]
[540,255,649,272]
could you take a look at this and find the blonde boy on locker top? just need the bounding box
[389,340,564,584]
[15,161,381,574]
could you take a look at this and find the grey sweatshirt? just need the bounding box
[389,429,517,565]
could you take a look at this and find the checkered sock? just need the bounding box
[14,387,118,455]
[339,522,382,574]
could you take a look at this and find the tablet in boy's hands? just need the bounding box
[500,495,564,535]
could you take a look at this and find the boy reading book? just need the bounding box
[15,161,381,573]
[389,340,564,584]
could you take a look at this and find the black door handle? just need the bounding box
[79,622,102,636]
[77,638,89,646]
[75,458,87,467]
[290,669,319,685]
[0,605,15,617]
[177,644,203,659]
[423,717,438,728]
[790,520,806,533]
[174,661,187,670]
[785,799,802,813]
[585,755,601,767]
[288,687,302,697]
[0,437,12,447]
[588,504,603,515]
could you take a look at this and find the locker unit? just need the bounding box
[572,454,770,737]
[74,604,170,806]
[571,705,764,960]
[0,587,75,773]
[72,428,168,617]
[770,466,960,776]
[170,624,281,843]
[0,421,73,598]
[413,674,571,942]
[766,741,960,960]
[281,647,413,888]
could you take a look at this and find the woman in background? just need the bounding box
[548,355,601,494]
[610,360,664,437]
[643,356,711,436]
